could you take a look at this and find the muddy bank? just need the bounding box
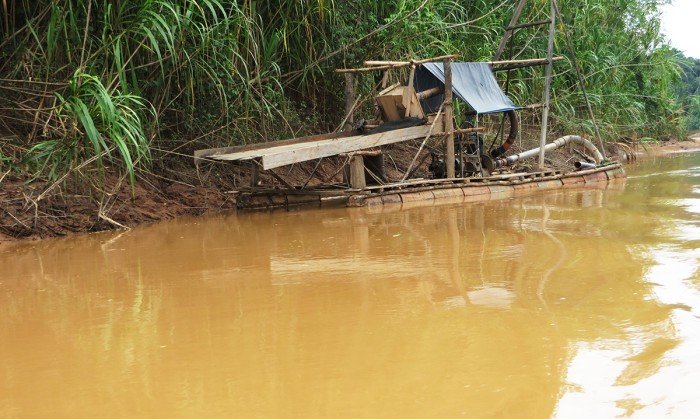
[0,171,237,242]
[636,136,700,156]
[2,137,698,243]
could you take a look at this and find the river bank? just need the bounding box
[2,137,699,243]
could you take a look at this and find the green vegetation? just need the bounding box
[676,52,700,132]
[0,0,690,186]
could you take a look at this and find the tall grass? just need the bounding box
[0,0,686,186]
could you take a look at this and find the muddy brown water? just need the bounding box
[1,153,699,417]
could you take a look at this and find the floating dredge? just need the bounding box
[194,0,625,210]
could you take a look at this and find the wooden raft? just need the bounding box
[235,163,626,210]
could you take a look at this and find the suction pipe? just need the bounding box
[493,135,604,169]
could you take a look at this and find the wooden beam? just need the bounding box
[266,167,296,190]
[444,58,455,179]
[261,125,433,170]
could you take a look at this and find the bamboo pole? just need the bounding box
[337,55,460,73]
[491,56,564,71]
[444,58,455,178]
[538,0,556,169]
[339,56,562,73]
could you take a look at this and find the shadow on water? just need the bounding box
[0,153,698,417]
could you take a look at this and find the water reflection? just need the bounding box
[0,153,698,417]
[556,155,700,417]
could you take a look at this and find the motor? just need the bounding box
[428,152,462,179]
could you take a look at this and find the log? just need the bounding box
[416,86,444,100]
[349,155,366,189]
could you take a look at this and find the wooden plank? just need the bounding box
[376,94,402,121]
[404,65,416,117]
[261,125,432,170]
[195,130,358,163]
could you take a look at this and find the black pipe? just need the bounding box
[490,110,519,158]
[574,161,596,170]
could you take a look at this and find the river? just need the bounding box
[1,153,698,417]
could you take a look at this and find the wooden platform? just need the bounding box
[235,163,626,210]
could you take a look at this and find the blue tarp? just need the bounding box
[415,62,519,114]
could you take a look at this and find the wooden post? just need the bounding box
[444,59,455,179]
[349,155,366,189]
[344,73,356,131]
[538,0,556,169]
